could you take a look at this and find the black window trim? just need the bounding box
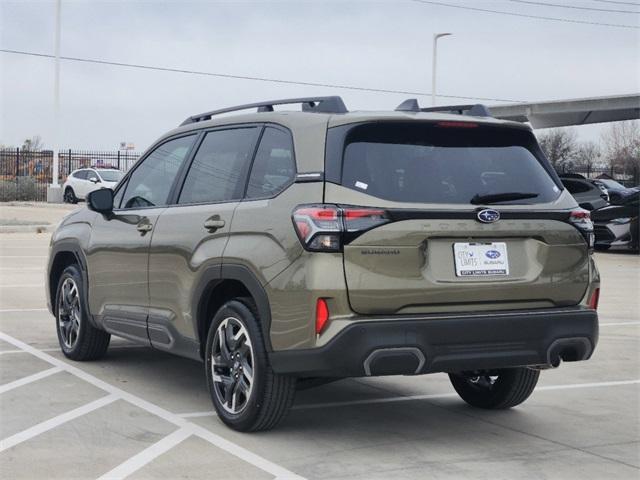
[112,131,200,212]
[241,124,297,202]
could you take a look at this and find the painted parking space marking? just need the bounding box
[97,427,192,480]
[600,321,640,326]
[0,331,305,480]
[0,394,118,452]
[0,308,48,313]
[0,366,62,394]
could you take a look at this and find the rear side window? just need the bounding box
[246,127,295,199]
[178,127,260,204]
[338,123,561,205]
[73,170,87,180]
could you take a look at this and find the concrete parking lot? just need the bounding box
[0,207,638,479]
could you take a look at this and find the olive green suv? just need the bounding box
[47,96,600,431]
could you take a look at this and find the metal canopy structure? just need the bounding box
[490,94,640,129]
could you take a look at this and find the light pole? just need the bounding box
[52,0,61,187]
[432,32,452,106]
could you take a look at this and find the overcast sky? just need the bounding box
[1,0,639,151]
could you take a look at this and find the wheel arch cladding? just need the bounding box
[194,264,273,358]
[48,245,86,314]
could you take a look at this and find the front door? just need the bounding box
[87,134,197,343]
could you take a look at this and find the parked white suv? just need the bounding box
[63,168,124,203]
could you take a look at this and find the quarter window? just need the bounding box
[178,127,260,204]
[121,135,195,209]
[246,127,295,199]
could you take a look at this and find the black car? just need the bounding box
[593,178,636,204]
[592,190,640,251]
[560,176,609,210]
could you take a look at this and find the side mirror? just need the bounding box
[87,188,114,214]
[89,176,100,183]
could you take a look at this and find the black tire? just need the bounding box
[55,265,110,360]
[449,368,540,409]
[64,187,77,204]
[205,298,296,432]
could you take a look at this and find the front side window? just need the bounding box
[178,127,260,205]
[121,135,195,209]
[246,127,295,199]
[339,123,561,205]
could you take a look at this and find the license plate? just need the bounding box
[453,242,509,277]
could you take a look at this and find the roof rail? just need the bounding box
[395,98,492,118]
[180,96,348,126]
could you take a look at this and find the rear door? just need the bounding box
[324,121,590,315]
[147,126,261,354]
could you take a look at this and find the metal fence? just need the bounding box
[557,164,639,187]
[0,149,141,202]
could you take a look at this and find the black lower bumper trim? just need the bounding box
[269,307,598,377]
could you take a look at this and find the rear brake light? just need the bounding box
[292,205,390,252]
[315,298,329,334]
[588,288,600,310]
[436,121,478,128]
[568,209,595,252]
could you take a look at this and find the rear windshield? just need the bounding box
[339,122,561,205]
[98,170,124,182]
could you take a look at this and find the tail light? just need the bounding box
[315,298,329,334]
[568,209,595,252]
[588,288,600,310]
[292,205,389,252]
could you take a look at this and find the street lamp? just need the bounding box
[432,32,452,106]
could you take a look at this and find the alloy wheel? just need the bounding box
[211,317,255,414]
[58,277,81,349]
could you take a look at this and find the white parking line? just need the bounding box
[97,427,192,480]
[0,394,118,452]
[0,344,143,355]
[0,331,304,480]
[177,378,640,418]
[0,367,62,394]
[0,308,48,313]
[600,321,640,326]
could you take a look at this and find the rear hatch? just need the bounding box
[324,120,590,315]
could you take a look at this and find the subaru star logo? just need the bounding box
[485,250,501,259]
[477,209,500,223]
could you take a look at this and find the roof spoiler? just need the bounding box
[395,98,492,118]
[180,96,348,126]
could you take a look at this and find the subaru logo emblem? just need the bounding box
[485,250,501,259]
[477,209,500,223]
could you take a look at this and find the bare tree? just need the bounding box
[601,121,640,172]
[537,128,578,170]
[21,135,44,152]
[574,141,601,173]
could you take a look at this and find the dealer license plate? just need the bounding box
[453,242,509,277]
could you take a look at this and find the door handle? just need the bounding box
[136,222,153,233]
[204,217,225,231]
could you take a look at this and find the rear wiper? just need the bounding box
[470,192,539,205]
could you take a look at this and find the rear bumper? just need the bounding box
[269,307,598,377]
